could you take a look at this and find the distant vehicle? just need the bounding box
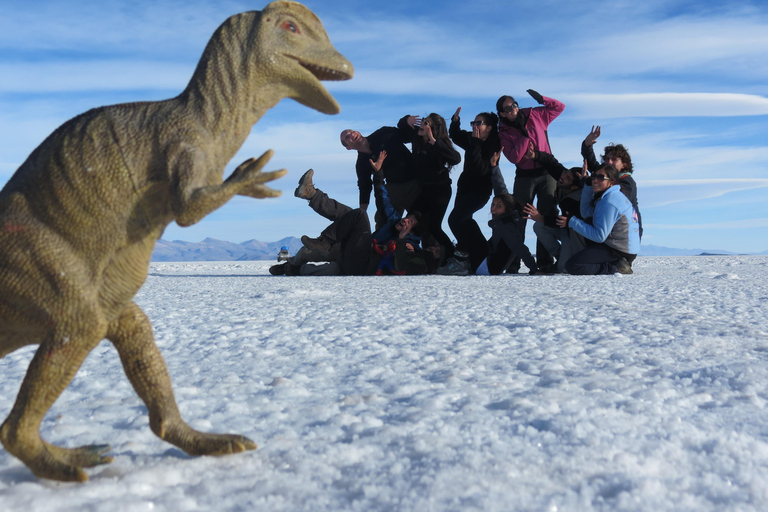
[277,246,291,262]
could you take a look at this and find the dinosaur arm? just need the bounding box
[172,150,285,227]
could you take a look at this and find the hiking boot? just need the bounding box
[539,262,562,274]
[294,169,316,200]
[436,256,470,276]
[301,234,332,253]
[269,263,287,275]
[615,257,633,275]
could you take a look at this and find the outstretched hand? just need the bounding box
[523,203,543,222]
[452,107,461,122]
[527,89,545,104]
[578,158,589,179]
[370,150,387,172]
[584,125,601,147]
[407,115,421,129]
[491,147,503,167]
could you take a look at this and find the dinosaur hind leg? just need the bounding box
[0,317,109,482]
[107,302,257,456]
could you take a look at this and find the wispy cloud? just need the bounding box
[647,218,768,230]
[0,62,191,93]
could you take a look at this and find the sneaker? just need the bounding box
[615,257,633,275]
[277,246,290,262]
[436,257,470,276]
[269,263,287,275]
[301,234,332,253]
[294,169,316,200]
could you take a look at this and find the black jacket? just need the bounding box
[356,126,414,206]
[397,116,461,186]
[449,119,501,197]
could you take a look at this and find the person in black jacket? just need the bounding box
[522,144,585,273]
[439,108,501,274]
[340,127,418,230]
[397,113,461,256]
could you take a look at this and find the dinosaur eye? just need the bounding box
[281,21,299,34]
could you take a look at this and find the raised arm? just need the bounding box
[581,125,601,173]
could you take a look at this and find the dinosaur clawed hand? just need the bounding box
[230,150,288,198]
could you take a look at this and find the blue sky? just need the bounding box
[1,0,767,253]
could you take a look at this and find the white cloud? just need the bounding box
[639,179,768,208]
[565,93,768,118]
[0,62,191,93]
[646,218,768,230]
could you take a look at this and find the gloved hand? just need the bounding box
[527,89,544,104]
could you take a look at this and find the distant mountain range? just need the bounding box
[152,237,304,262]
[151,238,766,261]
[638,245,767,256]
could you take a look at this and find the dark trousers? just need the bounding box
[449,187,491,254]
[309,189,353,244]
[308,190,370,275]
[513,172,558,268]
[335,209,372,276]
[413,182,453,250]
[565,243,634,275]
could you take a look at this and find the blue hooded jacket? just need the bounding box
[569,185,640,255]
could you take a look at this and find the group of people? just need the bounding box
[269,89,641,277]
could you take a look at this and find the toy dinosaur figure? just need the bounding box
[0,1,352,482]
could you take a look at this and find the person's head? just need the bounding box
[490,193,521,218]
[591,163,619,194]
[396,211,423,236]
[558,166,583,190]
[340,129,364,150]
[496,95,519,122]
[418,113,448,142]
[601,143,633,174]
[470,112,498,141]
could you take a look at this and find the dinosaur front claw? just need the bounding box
[230,150,288,198]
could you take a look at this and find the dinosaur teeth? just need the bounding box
[300,62,351,81]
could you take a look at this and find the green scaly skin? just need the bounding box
[0,0,352,482]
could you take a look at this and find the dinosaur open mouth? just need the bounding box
[299,61,352,82]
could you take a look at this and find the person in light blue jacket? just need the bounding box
[556,163,640,275]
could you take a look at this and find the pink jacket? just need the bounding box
[499,95,565,171]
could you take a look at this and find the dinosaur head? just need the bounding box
[255,1,353,115]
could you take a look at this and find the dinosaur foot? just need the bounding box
[162,426,257,456]
[24,443,113,482]
[44,442,114,469]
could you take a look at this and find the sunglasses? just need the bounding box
[592,175,611,182]
[469,120,485,127]
[502,104,518,113]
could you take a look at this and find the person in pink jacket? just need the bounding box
[496,89,565,271]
